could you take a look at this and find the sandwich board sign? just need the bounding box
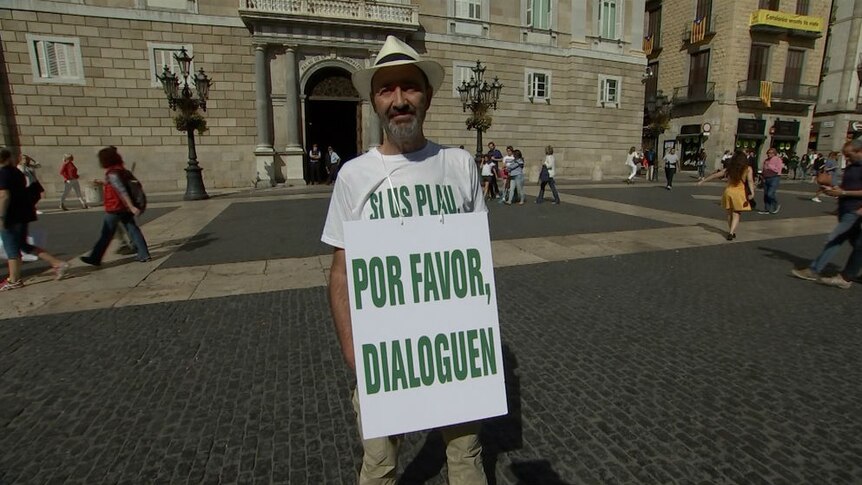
[344,211,507,440]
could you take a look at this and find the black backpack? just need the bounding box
[115,169,147,213]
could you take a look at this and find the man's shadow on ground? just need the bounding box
[396,345,570,485]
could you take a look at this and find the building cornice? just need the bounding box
[0,0,245,28]
[420,33,646,66]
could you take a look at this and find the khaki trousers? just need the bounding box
[351,389,487,485]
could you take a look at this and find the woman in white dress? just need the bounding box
[624,146,640,184]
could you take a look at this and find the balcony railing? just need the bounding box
[239,0,419,26]
[672,82,716,104]
[737,80,818,103]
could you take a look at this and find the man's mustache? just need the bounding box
[387,105,417,118]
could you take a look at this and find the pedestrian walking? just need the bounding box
[624,146,639,184]
[698,151,756,241]
[0,148,68,290]
[498,146,514,203]
[536,145,560,204]
[696,149,707,180]
[480,154,495,199]
[663,147,679,190]
[505,149,526,205]
[791,139,862,289]
[326,146,341,184]
[80,147,151,266]
[644,146,657,181]
[759,147,784,214]
[321,35,488,484]
[59,153,89,210]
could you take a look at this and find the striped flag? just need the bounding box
[690,17,707,43]
[760,80,773,108]
[643,35,654,55]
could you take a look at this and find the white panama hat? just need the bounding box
[352,35,444,100]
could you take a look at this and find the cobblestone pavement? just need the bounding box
[2,183,861,484]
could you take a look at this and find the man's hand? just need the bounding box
[824,187,842,197]
[130,206,141,216]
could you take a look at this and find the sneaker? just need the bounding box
[665,186,671,190]
[791,268,818,281]
[757,210,770,215]
[53,262,69,281]
[811,197,822,203]
[818,275,852,289]
[137,256,152,263]
[79,256,101,267]
[0,279,24,291]
[770,204,781,214]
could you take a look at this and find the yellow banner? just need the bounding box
[749,9,824,33]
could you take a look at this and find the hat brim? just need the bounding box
[352,60,444,101]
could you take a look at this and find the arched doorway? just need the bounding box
[303,66,361,182]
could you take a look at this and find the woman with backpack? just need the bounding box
[80,147,151,266]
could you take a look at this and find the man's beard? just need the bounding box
[379,105,425,144]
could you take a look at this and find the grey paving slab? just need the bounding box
[161,198,676,269]
[562,184,836,221]
[18,207,177,278]
[1,234,860,484]
[161,199,332,268]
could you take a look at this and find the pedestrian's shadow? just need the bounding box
[696,222,727,237]
[510,460,573,485]
[758,246,821,270]
[397,345,523,485]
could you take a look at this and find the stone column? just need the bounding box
[253,43,275,187]
[282,45,305,181]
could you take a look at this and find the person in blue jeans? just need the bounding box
[80,147,151,266]
[792,139,862,289]
[759,147,784,214]
[505,149,526,205]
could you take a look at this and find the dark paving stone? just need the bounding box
[562,183,836,221]
[161,199,332,268]
[1,234,861,484]
[17,207,176,278]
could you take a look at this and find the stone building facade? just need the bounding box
[643,0,829,171]
[812,0,862,150]
[1,0,647,195]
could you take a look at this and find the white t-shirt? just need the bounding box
[502,155,515,169]
[321,141,487,249]
[543,155,556,178]
[663,153,679,167]
[625,152,639,166]
[481,162,494,177]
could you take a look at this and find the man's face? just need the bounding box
[488,143,495,151]
[506,148,513,156]
[844,145,862,162]
[371,65,431,144]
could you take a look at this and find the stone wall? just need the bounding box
[0,7,256,195]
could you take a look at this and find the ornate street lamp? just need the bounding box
[156,46,211,200]
[645,89,671,150]
[456,60,503,159]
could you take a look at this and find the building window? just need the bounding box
[695,0,712,21]
[454,0,482,20]
[688,50,710,96]
[758,0,779,10]
[452,62,476,97]
[645,6,662,49]
[526,0,551,30]
[599,0,619,39]
[747,44,769,81]
[598,75,621,107]
[146,0,191,10]
[525,69,551,101]
[784,49,804,90]
[26,34,84,84]
[148,43,193,87]
[796,0,809,15]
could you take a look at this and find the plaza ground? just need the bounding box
[1,176,860,484]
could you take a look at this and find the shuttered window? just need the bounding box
[695,0,712,20]
[34,40,81,80]
[526,71,551,100]
[688,50,710,97]
[646,6,661,43]
[455,0,482,20]
[527,0,551,30]
[796,0,809,15]
[759,0,779,10]
[599,0,618,39]
[784,49,804,94]
[747,44,769,81]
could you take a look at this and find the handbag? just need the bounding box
[815,170,833,186]
[539,165,550,183]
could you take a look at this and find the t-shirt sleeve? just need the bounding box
[107,172,130,199]
[320,175,354,248]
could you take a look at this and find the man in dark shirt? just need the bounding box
[792,139,862,289]
[0,148,68,290]
[486,141,503,199]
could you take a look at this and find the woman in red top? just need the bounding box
[59,154,88,210]
[79,147,151,266]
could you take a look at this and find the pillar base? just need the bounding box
[254,147,276,188]
[283,146,304,181]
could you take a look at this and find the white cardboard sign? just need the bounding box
[344,212,507,440]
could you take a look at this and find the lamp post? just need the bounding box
[456,60,503,160]
[156,46,211,201]
[645,89,671,152]
[856,55,862,113]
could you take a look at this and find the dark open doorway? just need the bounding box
[304,67,360,182]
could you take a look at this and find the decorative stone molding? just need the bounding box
[299,53,363,77]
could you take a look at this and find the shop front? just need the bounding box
[677,124,703,171]
[735,118,766,169]
[770,120,800,156]
[847,121,862,142]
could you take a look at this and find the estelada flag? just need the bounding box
[690,17,707,43]
[759,80,773,108]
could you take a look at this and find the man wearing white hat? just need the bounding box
[321,36,488,484]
